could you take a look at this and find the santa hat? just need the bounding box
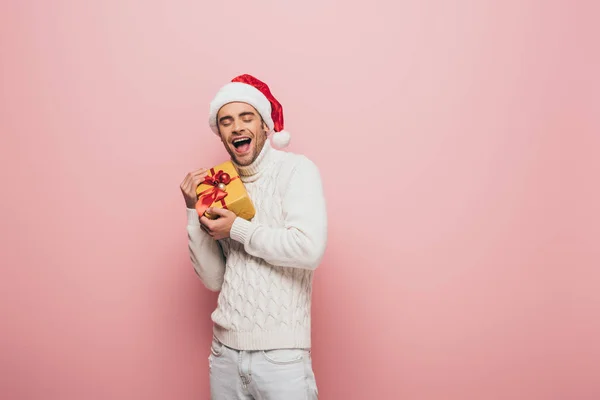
[208,74,291,149]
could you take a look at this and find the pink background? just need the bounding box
[1,1,598,399]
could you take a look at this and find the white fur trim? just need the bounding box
[271,130,291,148]
[208,82,273,135]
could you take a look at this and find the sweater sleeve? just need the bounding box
[186,207,226,291]
[229,156,328,270]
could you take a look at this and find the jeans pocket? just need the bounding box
[262,348,307,365]
[210,336,225,357]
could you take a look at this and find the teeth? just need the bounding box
[233,138,250,144]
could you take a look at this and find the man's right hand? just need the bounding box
[180,168,209,209]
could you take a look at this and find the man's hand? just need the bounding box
[180,168,209,209]
[200,207,237,240]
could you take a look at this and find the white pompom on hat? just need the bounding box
[208,74,291,149]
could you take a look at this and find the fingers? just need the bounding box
[190,168,209,181]
[200,216,218,238]
[181,168,209,191]
[182,168,208,181]
[190,168,209,187]
[180,174,190,188]
[206,207,232,218]
[181,168,210,209]
[192,167,209,176]
[199,215,213,229]
[200,223,212,235]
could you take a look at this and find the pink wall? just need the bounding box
[1,1,598,399]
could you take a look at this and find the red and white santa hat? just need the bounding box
[208,74,291,149]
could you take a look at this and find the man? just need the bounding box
[179,74,327,399]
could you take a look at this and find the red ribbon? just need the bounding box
[195,169,238,217]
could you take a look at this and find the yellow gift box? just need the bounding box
[195,160,255,221]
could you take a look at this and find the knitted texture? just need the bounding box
[186,140,327,350]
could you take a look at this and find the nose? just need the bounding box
[232,119,244,133]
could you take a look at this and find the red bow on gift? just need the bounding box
[195,169,237,216]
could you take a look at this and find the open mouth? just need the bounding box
[232,137,252,154]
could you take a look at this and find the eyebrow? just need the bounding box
[219,111,256,124]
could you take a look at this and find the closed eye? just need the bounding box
[219,116,233,126]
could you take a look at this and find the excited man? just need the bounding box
[180,74,327,399]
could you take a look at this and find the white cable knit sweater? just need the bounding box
[186,140,327,350]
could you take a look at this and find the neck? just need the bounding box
[233,139,273,178]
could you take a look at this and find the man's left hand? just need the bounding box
[200,207,237,240]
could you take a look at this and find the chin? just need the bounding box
[230,150,254,166]
[234,156,253,166]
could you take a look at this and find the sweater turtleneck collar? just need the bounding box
[233,139,274,180]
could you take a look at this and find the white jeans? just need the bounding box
[208,336,319,399]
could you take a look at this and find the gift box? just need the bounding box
[195,161,255,221]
